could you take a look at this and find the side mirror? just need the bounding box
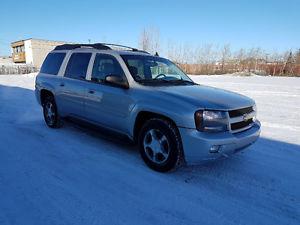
[105,75,129,89]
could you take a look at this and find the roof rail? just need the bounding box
[97,43,150,54]
[54,43,150,54]
[54,43,111,50]
[101,43,139,51]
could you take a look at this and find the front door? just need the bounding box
[84,53,134,134]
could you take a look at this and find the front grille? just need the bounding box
[231,119,253,130]
[229,106,255,133]
[229,106,253,117]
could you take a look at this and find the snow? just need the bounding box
[0,73,299,225]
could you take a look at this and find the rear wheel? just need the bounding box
[42,95,62,128]
[138,118,183,172]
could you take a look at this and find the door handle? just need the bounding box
[60,83,65,87]
[88,90,95,94]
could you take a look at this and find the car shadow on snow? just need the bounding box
[0,83,138,157]
[62,118,300,192]
[175,137,300,186]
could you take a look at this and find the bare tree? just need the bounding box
[139,27,160,54]
[195,44,216,74]
[281,51,294,75]
[139,29,150,52]
[139,31,299,76]
[220,44,231,73]
[296,49,300,64]
[235,48,246,72]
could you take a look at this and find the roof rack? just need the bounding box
[54,43,111,50]
[54,43,150,54]
[101,43,138,51]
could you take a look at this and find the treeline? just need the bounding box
[168,44,300,76]
[139,28,300,76]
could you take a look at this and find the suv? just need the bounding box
[35,43,261,172]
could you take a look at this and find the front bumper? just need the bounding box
[179,121,261,164]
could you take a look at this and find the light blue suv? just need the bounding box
[35,43,261,172]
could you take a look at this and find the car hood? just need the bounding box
[155,84,254,110]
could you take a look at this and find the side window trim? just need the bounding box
[85,52,96,81]
[60,51,74,77]
[56,51,70,77]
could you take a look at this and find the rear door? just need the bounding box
[57,52,92,117]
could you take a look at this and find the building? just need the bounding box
[11,38,68,68]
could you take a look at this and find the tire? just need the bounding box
[138,118,183,172]
[42,95,62,128]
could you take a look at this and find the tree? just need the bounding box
[235,48,246,72]
[296,49,300,64]
[281,51,294,75]
[139,27,160,54]
[220,44,231,73]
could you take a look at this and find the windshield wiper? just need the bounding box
[138,79,162,83]
[138,79,196,86]
[164,79,196,85]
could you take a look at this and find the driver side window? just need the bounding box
[91,54,125,83]
[150,61,169,77]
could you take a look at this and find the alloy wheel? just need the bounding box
[143,129,170,164]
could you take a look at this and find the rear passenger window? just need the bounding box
[40,52,66,75]
[64,53,92,80]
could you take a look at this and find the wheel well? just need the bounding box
[133,111,178,142]
[40,89,54,106]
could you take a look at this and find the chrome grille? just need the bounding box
[228,106,253,118]
[228,106,255,133]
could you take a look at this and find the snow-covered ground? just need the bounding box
[0,74,299,225]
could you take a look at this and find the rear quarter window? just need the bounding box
[40,52,66,75]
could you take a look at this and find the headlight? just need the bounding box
[194,110,228,132]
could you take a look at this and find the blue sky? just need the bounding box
[0,0,299,55]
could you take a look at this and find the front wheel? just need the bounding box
[138,118,183,172]
[42,95,62,128]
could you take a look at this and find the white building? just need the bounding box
[11,38,68,68]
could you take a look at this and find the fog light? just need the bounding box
[210,145,220,153]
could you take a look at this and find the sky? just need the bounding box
[0,0,299,56]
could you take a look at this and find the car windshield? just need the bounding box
[121,54,195,85]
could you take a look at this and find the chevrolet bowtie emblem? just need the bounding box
[243,113,251,121]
